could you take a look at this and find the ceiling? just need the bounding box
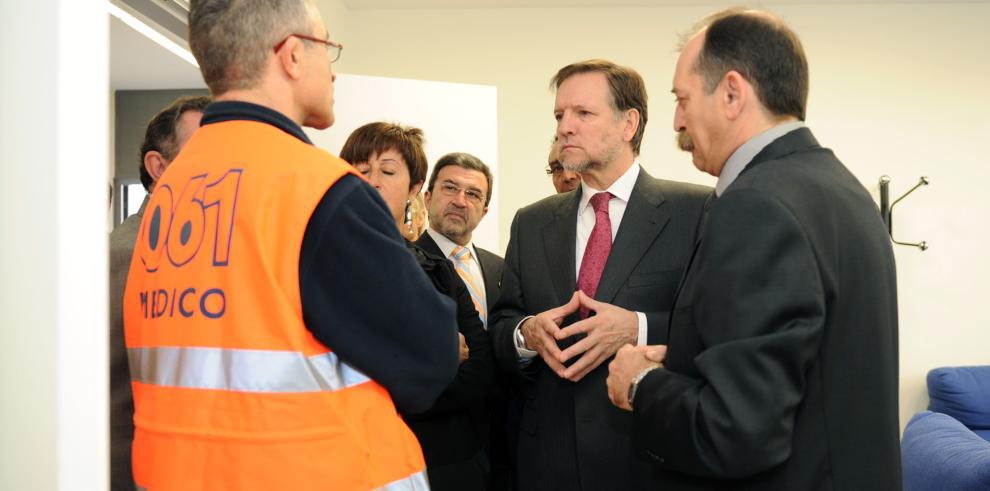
[109,0,983,90]
[340,0,985,8]
[109,15,204,91]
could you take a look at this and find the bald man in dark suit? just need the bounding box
[607,9,900,490]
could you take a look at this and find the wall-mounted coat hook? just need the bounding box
[879,175,929,251]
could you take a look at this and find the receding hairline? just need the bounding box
[677,7,779,52]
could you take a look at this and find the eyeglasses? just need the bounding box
[273,33,343,63]
[438,182,485,206]
[546,162,564,176]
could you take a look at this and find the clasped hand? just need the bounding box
[520,290,638,382]
[458,333,469,364]
[606,344,665,411]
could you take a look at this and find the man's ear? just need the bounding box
[622,108,640,143]
[276,37,304,80]
[409,181,424,201]
[722,70,747,120]
[143,150,169,182]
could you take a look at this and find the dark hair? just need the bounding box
[550,59,648,155]
[693,9,809,121]
[427,152,494,206]
[339,122,428,189]
[138,96,211,191]
[189,0,310,95]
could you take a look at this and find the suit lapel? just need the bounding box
[695,192,716,245]
[476,248,500,310]
[414,232,444,258]
[595,170,670,305]
[740,127,821,177]
[542,192,580,306]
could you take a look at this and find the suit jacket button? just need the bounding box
[647,451,664,463]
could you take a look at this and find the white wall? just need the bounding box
[320,1,990,429]
[306,73,500,251]
[0,0,109,489]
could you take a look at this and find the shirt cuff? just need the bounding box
[514,316,538,360]
[636,311,648,346]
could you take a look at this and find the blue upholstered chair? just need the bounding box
[901,366,990,491]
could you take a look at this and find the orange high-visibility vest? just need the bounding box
[123,119,428,491]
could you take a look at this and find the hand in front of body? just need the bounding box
[520,291,581,377]
[458,333,469,364]
[606,344,666,411]
[555,290,639,382]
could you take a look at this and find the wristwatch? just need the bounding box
[514,326,528,350]
[627,367,657,408]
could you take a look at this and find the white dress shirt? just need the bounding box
[515,162,649,359]
[426,228,488,306]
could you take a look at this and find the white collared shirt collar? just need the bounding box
[579,160,640,210]
[716,121,805,196]
[426,228,488,305]
[426,228,475,260]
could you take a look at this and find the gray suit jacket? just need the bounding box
[489,167,710,491]
[108,199,145,491]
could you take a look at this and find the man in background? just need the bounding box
[123,0,458,489]
[607,8,900,489]
[418,151,510,489]
[420,152,503,327]
[546,137,580,194]
[490,59,709,491]
[108,94,208,490]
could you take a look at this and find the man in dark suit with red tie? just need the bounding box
[606,9,900,490]
[489,59,710,491]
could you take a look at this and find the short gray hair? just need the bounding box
[189,0,312,95]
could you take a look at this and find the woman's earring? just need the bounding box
[404,199,412,225]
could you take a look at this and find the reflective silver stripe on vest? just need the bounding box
[128,346,371,393]
[377,469,431,491]
[137,470,426,490]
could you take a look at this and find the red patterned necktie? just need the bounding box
[576,192,614,318]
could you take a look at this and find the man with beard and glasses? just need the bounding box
[489,59,709,491]
[606,8,900,490]
[546,137,580,194]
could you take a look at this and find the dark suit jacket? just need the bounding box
[402,241,497,491]
[108,200,146,491]
[634,128,901,490]
[417,232,515,491]
[490,167,710,491]
[416,232,504,314]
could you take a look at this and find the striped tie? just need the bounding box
[451,246,487,328]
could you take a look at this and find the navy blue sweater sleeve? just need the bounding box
[299,175,459,413]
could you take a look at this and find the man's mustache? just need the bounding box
[677,131,694,152]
